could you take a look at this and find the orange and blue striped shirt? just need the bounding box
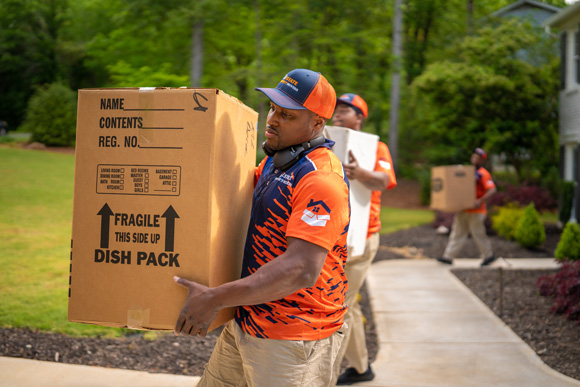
[235,139,350,340]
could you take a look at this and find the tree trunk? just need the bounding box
[389,0,403,171]
[467,0,474,35]
[420,7,434,71]
[190,20,203,87]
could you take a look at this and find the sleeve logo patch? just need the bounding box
[301,199,331,227]
[379,160,391,170]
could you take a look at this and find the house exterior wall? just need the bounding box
[559,20,580,222]
[547,3,580,222]
[560,24,580,145]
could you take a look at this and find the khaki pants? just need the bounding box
[198,320,346,387]
[331,232,380,384]
[443,212,493,259]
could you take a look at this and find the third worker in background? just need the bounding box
[436,148,497,266]
[331,93,397,385]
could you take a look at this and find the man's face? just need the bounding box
[332,104,363,131]
[471,153,482,166]
[265,102,321,150]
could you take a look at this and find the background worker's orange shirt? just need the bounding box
[367,141,397,238]
[465,167,495,214]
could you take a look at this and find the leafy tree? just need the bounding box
[402,20,559,177]
[1,0,563,150]
[0,0,71,128]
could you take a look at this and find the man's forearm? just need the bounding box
[207,240,327,310]
[356,169,390,191]
[479,187,497,203]
[211,255,315,309]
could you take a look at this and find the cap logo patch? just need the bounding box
[281,76,299,92]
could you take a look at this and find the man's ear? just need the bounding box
[311,113,326,132]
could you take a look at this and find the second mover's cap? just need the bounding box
[474,147,487,160]
[336,93,368,118]
[256,69,336,119]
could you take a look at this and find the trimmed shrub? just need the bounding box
[514,203,545,249]
[491,203,524,240]
[537,262,580,324]
[559,181,575,225]
[555,222,580,262]
[21,82,77,147]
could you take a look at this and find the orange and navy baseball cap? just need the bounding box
[255,69,336,119]
[336,93,368,118]
[474,147,487,160]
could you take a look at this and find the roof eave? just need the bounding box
[492,0,562,18]
[544,2,580,29]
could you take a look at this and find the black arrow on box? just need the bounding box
[162,205,180,252]
[97,204,114,249]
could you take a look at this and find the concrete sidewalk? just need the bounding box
[1,258,579,386]
[365,258,580,387]
[0,356,200,387]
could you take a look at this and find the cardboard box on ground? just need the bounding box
[324,126,378,257]
[68,88,258,331]
[430,165,476,212]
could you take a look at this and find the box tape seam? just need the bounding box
[127,306,150,330]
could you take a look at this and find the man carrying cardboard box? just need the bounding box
[331,93,397,385]
[436,148,497,266]
[173,69,350,386]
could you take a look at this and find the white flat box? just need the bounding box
[324,126,378,257]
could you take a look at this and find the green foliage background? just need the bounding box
[0,0,566,172]
[403,20,560,179]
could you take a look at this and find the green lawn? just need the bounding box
[380,206,434,234]
[539,211,558,224]
[0,148,124,336]
[379,205,559,235]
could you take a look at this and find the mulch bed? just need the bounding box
[1,219,577,381]
[0,285,377,377]
[0,327,221,376]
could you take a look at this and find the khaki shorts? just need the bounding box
[198,320,346,387]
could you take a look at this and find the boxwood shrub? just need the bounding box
[514,203,545,249]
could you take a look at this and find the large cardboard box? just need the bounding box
[68,88,258,331]
[324,126,378,257]
[430,165,476,212]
